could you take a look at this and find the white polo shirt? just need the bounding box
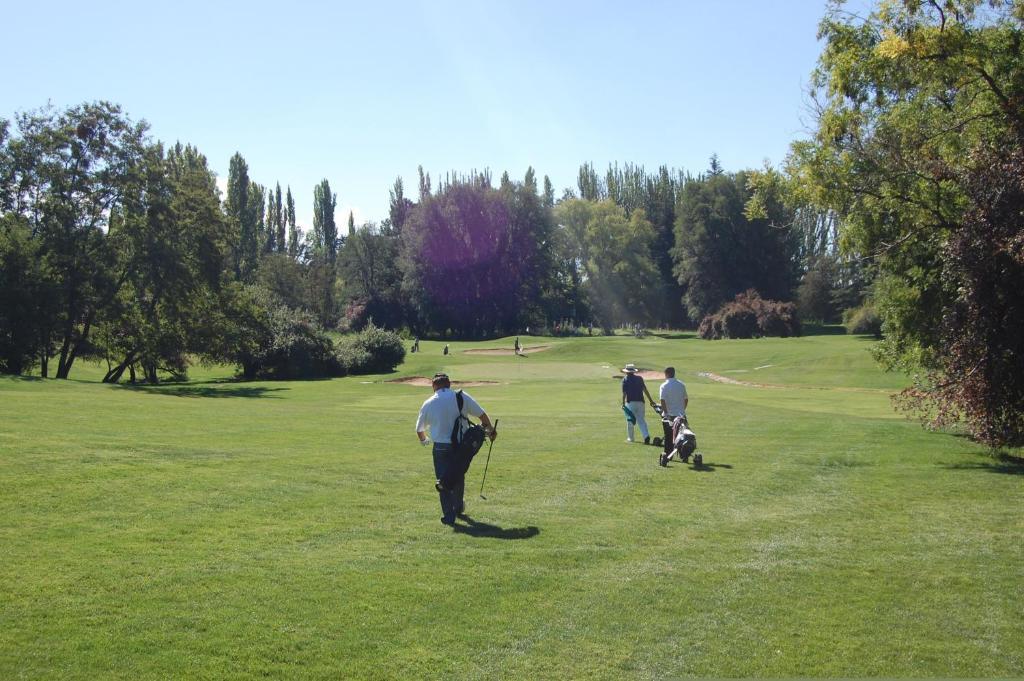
[659,377,688,417]
[415,388,484,444]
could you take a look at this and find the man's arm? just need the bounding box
[415,408,430,446]
[462,392,497,441]
[479,412,497,441]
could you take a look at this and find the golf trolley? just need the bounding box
[652,404,702,467]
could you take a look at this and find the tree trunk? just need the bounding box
[56,328,73,379]
[102,351,137,384]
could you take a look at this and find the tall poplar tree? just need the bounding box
[285,186,299,258]
[226,152,258,280]
[274,183,284,254]
[264,190,277,254]
[312,179,337,264]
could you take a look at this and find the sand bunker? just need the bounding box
[463,345,551,356]
[386,376,501,387]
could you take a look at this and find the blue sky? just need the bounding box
[2,0,829,230]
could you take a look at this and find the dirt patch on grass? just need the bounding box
[463,345,551,356]
[698,371,887,393]
[699,371,775,388]
[386,376,501,388]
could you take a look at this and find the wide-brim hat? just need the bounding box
[622,363,638,373]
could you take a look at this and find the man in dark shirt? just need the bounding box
[621,363,656,444]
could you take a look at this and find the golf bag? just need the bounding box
[656,409,702,466]
[436,390,486,491]
[671,416,698,463]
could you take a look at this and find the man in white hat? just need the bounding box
[621,363,656,444]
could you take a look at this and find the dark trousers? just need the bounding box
[432,442,464,522]
[661,419,674,453]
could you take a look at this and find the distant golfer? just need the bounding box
[443,344,449,355]
[514,336,521,355]
[415,373,497,527]
[622,363,656,444]
[658,366,688,459]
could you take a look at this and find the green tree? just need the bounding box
[577,162,605,201]
[274,183,284,254]
[312,179,337,264]
[311,179,338,325]
[388,177,413,232]
[674,169,799,321]
[264,188,277,254]
[554,199,660,331]
[96,143,231,383]
[543,175,555,209]
[401,177,550,336]
[0,215,57,374]
[225,153,256,281]
[786,0,1024,445]
[1,102,148,378]
[339,220,405,330]
[285,186,299,258]
[249,181,266,268]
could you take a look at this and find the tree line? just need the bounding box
[0,107,831,384]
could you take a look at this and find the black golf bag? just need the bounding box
[672,417,699,464]
[436,390,486,491]
[656,409,702,466]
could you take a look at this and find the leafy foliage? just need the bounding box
[895,144,1024,447]
[674,169,800,321]
[843,303,883,337]
[553,199,660,331]
[225,286,340,380]
[334,322,406,375]
[401,177,551,337]
[788,0,1024,445]
[1,102,148,378]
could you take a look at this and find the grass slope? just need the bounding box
[1,334,1021,679]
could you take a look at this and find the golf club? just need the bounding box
[478,418,499,499]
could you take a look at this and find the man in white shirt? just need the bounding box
[415,373,496,527]
[658,366,688,463]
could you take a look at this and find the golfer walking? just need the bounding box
[658,367,688,464]
[415,373,497,526]
[621,363,655,444]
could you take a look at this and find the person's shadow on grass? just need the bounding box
[453,515,540,540]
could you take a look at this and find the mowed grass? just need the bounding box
[1,333,1022,679]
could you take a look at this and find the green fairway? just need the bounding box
[1,333,1021,678]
